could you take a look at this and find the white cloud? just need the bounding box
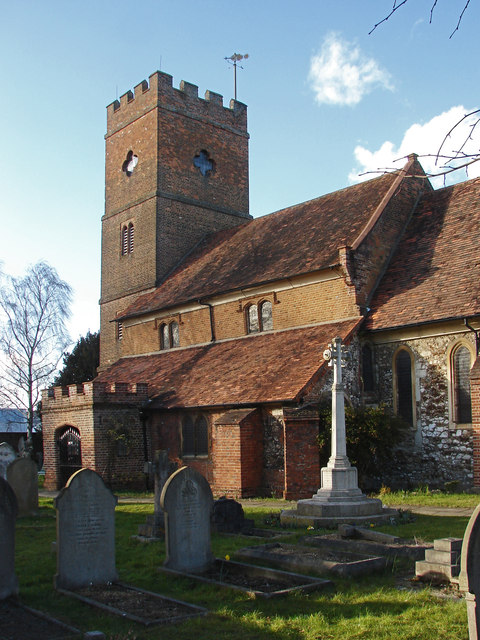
[349,106,480,187]
[308,32,393,106]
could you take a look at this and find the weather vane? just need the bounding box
[224,53,249,101]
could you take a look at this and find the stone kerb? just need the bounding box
[7,457,38,517]
[0,442,16,480]
[160,466,214,573]
[54,468,118,590]
[459,501,480,638]
[0,476,18,599]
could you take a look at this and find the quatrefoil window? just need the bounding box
[122,150,138,177]
[193,150,215,176]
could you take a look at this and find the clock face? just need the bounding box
[193,150,214,176]
[122,150,138,176]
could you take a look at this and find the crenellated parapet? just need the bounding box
[42,381,149,408]
[106,71,247,137]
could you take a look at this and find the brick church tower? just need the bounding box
[100,71,250,368]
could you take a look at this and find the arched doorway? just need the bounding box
[57,426,82,487]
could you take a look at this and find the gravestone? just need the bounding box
[212,497,254,533]
[0,442,16,480]
[459,502,480,639]
[138,450,176,538]
[7,457,38,517]
[54,468,118,590]
[160,466,214,573]
[0,476,18,599]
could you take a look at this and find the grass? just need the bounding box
[374,488,480,509]
[13,495,471,639]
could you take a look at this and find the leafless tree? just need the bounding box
[0,262,72,451]
[370,0,472,39]
[369,0,479,181]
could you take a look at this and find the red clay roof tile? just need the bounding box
[96,319,361,408]
[119,173,399,319]
[366,177,480,330]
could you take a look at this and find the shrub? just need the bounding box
[317,403,407,490]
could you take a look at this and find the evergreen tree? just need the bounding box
[54,330,99,386]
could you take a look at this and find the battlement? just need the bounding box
[42,381,149,407]
[106,70,247,136]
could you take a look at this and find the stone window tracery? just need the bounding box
[182,414,208,457]
[159,320,180,350]
[451,343,472,424]
[394,347,414,426]
[246,300,273,334]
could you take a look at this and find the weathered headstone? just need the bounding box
[54,468,118,590]
[138,450,176,538]
[7,456,38,517]
[161,466,214,573]
[0,476,19,599]
[212,497,254,533]
[0,442,16,480]
[460,502,480,639]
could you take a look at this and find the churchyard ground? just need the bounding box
[13,493,475,639]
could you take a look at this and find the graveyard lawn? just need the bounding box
[10,498,470,639]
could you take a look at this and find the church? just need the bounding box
[42,70,480,498]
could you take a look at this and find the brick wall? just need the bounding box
[41,382,148,490]
[283,408,321,500]
[100,71,251,368]
[470,357,480,487]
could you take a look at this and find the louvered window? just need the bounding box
[453,345,472,423]
[128,223,134,254]
[395,349,413,426]
[121,226,128,255]
[117,322,123,341]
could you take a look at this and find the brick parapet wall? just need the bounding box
[106,71,247,138]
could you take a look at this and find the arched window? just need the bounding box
[121,223,134,255]
[159,320,180,350]
[160,323,169,350]
[452,345,472,423]
[121,226,128,255]
[246,300,273,334]
[128,222,134,254]
[170,321,180,348]
[394,348,414,426]
[362,344,374,392]
[182,414,208,457]
[260,301,273,331]
[246,304,259,333]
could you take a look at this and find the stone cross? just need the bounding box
[324,336,351,470]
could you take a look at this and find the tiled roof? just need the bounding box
[366,177,480,331]
[95,319,361,408]
[119,172,399,319]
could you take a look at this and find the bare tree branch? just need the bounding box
[450,0,471,38]
[369,0,408,35]
[0,262,72,450]
[370,0,472,37]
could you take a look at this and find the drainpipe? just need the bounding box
[464,318,480,356]
[198,299,216,342]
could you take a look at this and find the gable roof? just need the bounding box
[95,318,361,408]
[119,171,403,320]
[366,177,480,331]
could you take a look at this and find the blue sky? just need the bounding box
[1,0,479,342]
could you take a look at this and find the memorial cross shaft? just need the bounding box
[327,336,350,469]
